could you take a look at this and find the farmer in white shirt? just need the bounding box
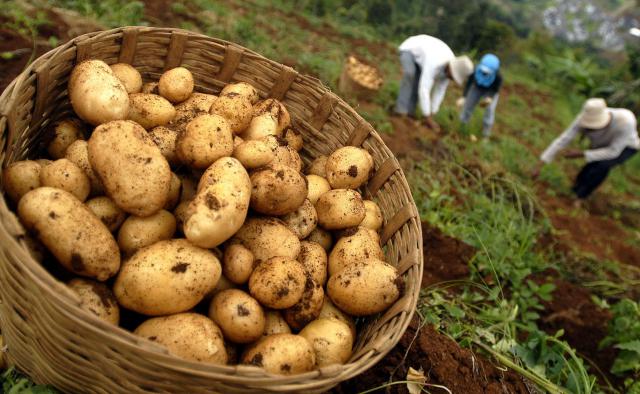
[394,34,473,132]
[532,98,640,203]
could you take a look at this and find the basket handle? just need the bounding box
[164,31,188,71]
[216,45,244,82]
[118,28,139,64]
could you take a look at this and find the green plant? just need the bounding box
[600,299,640,376]
[1,368,58,394]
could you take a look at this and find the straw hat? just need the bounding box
[449,56,474,86]
[578,98,611,129]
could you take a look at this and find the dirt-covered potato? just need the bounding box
[158,67,194,103]
[243,334,315,374]
[135,313,227,365]
[114,239,221,315]
[233,217,301,264]
[35,159,52,167]
[327,259,400,316]
[85,196,126,232]
[48,119,84,159]
[253,99,291,133]
[178,174,198,202]
[141,82,159,94]
[233,136,244,149]
[220,82,259,104]
[110,63,142,94]
[173,200,190,234]
[233,139,275,169]
[283,128,303,151]
[250,164,307,216]
[249,257,306,309]
[69,59,129,125]
[299,318,353,367]
[176,114,234,169]
[272,143,303,172]
[328,226,385,276]
[65,140,104,196]
[325,146,374,189]
[3,160,42,203]
[281,199,317,239]
[117,210,177,255]
[209,289,265,344]
[209,93,253,134]
[127,93,176,130]
[315,189,365,230]
[298,241,328,286]
[319,297,356,338]
[176,92,217,113]
[148,126,179,166]
[68,278,119,325]
[223,243,255,284]
[283,277,324,331]
[306,175,331,205]
[264,310,292,335]
[306,155,328,177]
[305,227,333,252]
[361,200,383,231]
[40,159,90,202]
[163,172,181,210]
[209,273,237,297]
[184,157,251,248]
[18,187,120,281]
[241,113,279,141]
[88,120,171,217]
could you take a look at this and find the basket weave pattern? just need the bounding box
[0,27,423,393]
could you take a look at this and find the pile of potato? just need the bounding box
[345,56,383,91]
[2,59,402,375]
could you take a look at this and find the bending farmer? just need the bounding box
[458,54,502,138]
[394,34,473,131]
[533,98,639,203]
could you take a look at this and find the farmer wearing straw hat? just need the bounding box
[457,54,503,139]
[394,34,473,132]
[532,98,640,205]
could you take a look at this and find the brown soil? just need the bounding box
[421,222,475,287]
[0,26,35,94]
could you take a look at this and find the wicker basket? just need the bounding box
[0,26,423,393]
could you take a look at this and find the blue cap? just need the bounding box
[475,54,500,88]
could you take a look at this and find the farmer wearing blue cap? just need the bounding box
[458,54,502,138]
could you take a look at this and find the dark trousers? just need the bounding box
[572,147,637,199]
[395,50,422,116]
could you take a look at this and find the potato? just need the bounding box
[173,200,190,234]
[178,174,198,202]
[233,139,275,169]
[65,140,104,196]
[283,277,324,331]
[242,334,315,375]
[298,241,327,286]
[177,93,217,113]
[241,113,278,141]
[134,313,227,365]
[306,155,328,177]
[127,93,176,130]
[209,93,253,134]
[3,160,42,203]
[210,273,236,297]
[283,128,303,151]
[249,257,306,309]
[223,243,254,284]
[35,159,52,167]
[184,158,251,248]
[68,278,119,325]
[141,82,159,94]
[325,146,374,189]
[209,289,265,344]
[69,59,129,125]
[48,119,84,159]
[88,120,171,217]
[306,175,331,205]
[253,99,291,133]
[110,63,142,94]
[328,226,385,276]
[233,136,244,149]
[117,210,176,255]
[299,318,353,366]
[250,164,307,215]
[233,217,300,264]
[149,126,179,166]
[327,259,400,316]
[176,114,233,169]
[272,144,303,172]
[159,67,194,103]
[281,199,317,239]
[315,189,365,230]
[319,297,356,338]
[18,187,120,281]
[264,311,291,335]
[220,82,259,104]
[85,196,126,232]
[114,239,221,315]
[162,172,181,211]
[305,227,333,252]
[40,159,90,202]
[361,200,383,231]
